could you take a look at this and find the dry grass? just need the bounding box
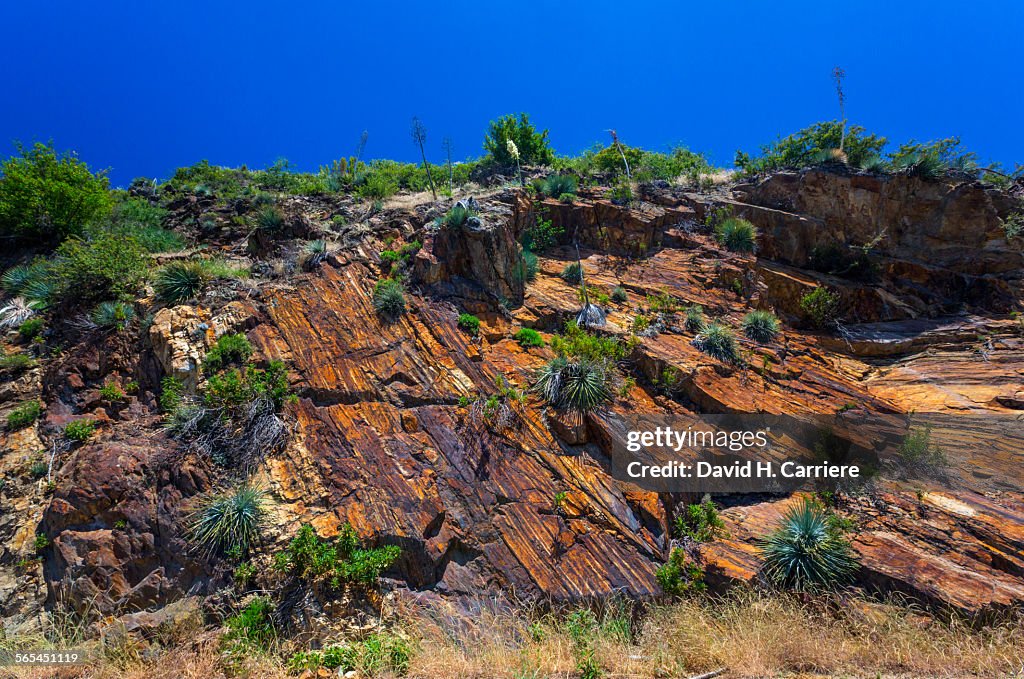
[5,590,1022,678]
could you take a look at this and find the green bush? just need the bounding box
[7,400,42,430]
[64,419,96,443]
[223,597,276,650]
[514,328,544,349]
[550,321,627,363]
[457,313,480,336]
[534,357,610,413]
[50,233,148,305]
[300,239,328,270]
[0,142,113,240]
[109,198,182,252]
[800,287,841,329]
[715,217,758,253]
[190,484,267,555]
[656,548,706,596]
[519,250,539,282]
[159,376,185,414]
[742,310,780,342]
[277,524,401,587]
[441,204,476,229]
[684,305,706,333]
[255,206,285,231]
[153,262,207,304]
[674,500,725,542]
[203,333,253,374]
[693,322,738,363]
[897,425,946,468]
[483,113,554,167]
[521,217,564,252]
[0,352,35,373]
[18,317,44,340]
[90,301,136,331]
[610,286,628,303]
[99,381,126,402]
[204,361,291,412]
[734,121,887,175]
[372,279,406,319]
[380,250,400,265]
[759,498,859,591]
[288,633,411,676]
[539,173,577,198]
[560,262,583,284]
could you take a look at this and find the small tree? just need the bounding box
[483,113,554,167]
[411,117,437,200]
[832,66,847,153]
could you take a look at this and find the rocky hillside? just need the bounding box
[1,161,1023,657]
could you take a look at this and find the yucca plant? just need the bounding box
[256,206,285,231]
[0,298,40,329]
[2,262,49,295]
[534,357,610,413]
[301,239,328,270]
[858,154,889,173]
[895,151,946,179]
[742,310,780,343]
[520,250,539,282]
[154,262,207,303]
[90,301,136,331]
[759,498,859,591]
[540,173,577,198]
[715,217,758,253]
[684,305,706,333]
[560,262,583,284]
[372,279,406,319]
[442,204,475,229]
[693,322,738,363]
[189,484,267,555]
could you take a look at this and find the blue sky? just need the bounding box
[2,2,1021,186]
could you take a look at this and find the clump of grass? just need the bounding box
[18,317,44,340]
[684,304,706,332]
[514,328,545,349]
[7,400,42,430]
[255,205,285,231]
[153,262,208,304]
[534,356,610,413]
[373,279,406,319]
[520,250,539,282]
[203,333,253,374]
[759,498,859,591]
[457,313,480,336]
[693,322,738,363]
[742,310,780,342]
[715,217,758,253]
[539,173,578,199]
[288,632,412,676]
[90,301,136,331]
[223,596,276,650]
[0,352,35,373]
[189,484,267,556]
[560,262,583,284]
[300,239,328,270]
[441,204,476,229]
[610,286,628,303]
[63,419,96,443]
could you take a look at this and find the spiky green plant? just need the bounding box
[372,279,406,319]
[534,357,609,413]
[693,322,738,363]
[684,305,706,333]
[301,239,328,270]
[742,310,780,342]
[715,217,758,253]
[2,262,49,294]
[256,205,285,231]
[153,262,207,304]
[540,173,577,198]
[610,286,628,303]
[0,298,39,329]
[858,154,889,173]
[19,278,56,307]
[442,205,474,228]
[520,250,539,282]
[759,498,859,591]
[189,484,267,555]
[560,262,583,284]
[894,151,945,179]
[90,301,136,331]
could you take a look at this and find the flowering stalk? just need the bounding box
[507,139,523,187]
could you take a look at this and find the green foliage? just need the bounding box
[593,144,644,175]
[30,460,48,478]
[521,216,563,252]
[154,262,208,304]
[800,287,841,329]
[514,327,544,349]
[483,113,554,166]
[693,322,738,364]
[203,333,253,374]
[7,400,42,430]
[372,279,406,319]
[560,262,583,284]
[287,633,411,676]
[607,179,633,205]
[807,243,878,281]
[99,381,126,402]
[457,313,480,336]
[159,376,185,414]
[550,321,627,363]
[0,352,35,373]
[204,361,291,411]
[300,239,328,270]
[34,534,51,551]
[646,291,679,314]
[734,121,887,175]
[18,317,44,340]
[742,310,780,342]
[90,301,136,331]
[656,548,706,596]
[674,500,725,542]
[109,197,182,252]
[255,205,285,231]
[223,597,276,650]
[538,173,577,198]
[897,425,946,468]
[715,217,758,253]
[278,524,401,587]
[165,160,249,198]
[380,249,400,265]
[441,204,477,229]
[890,137,977,178]
[519,250,539,282]
[189,484,267,556]
[684,305,706,333]
[0,142,113,240]
[534,356,610,413]
[1000,212,1023,241]
[610,286,628,303]
[63,419,96,443]
[759,498,859,591]
[50,233,148,305]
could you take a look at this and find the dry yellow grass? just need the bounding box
[5,590,1022,679]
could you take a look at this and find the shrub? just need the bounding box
[608,180,632,205]
[153,262,207,304]
[759,498,859,591]
[90,301,136,331]
[159,376,185,414]
[18,317,44,340]
[742,310,780,342]
[514,328,544,349]
[674,500,725,542]
[0,352,35,373]
[715,217,758,253]
[372,279,406,319]
[224,597,276,650]
[656,548,706,596]
[441,204,475,229]
[0,142,113,240]
[897,425,946,469]
[539,173,578,198]
[7,400,42,430]
[380,249,400,265]
[99,381,126,402]
[357,171,399,200]
[483,113,554,167]
[800,287,841,329]
[457,313,480,336]
[560,262,583,284]
[534,357,610,413]
[684,305,706,332]
[190,484,267,555]
[610,286,628,303]
[521,217,564,252]
[277,524,401,587]
[51,233,148,305]
[30,460,48,478]
[255,206,285,231]
[204,361,291,412]
[64,419,96,443]
[109,198,182,252]
[550,321,627,363]
[300,239,328,270]
[520,250,539,282]
[203,333,253,374]
[734,121,887,175]
[693,322,738,363]
[288,633,411,676]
